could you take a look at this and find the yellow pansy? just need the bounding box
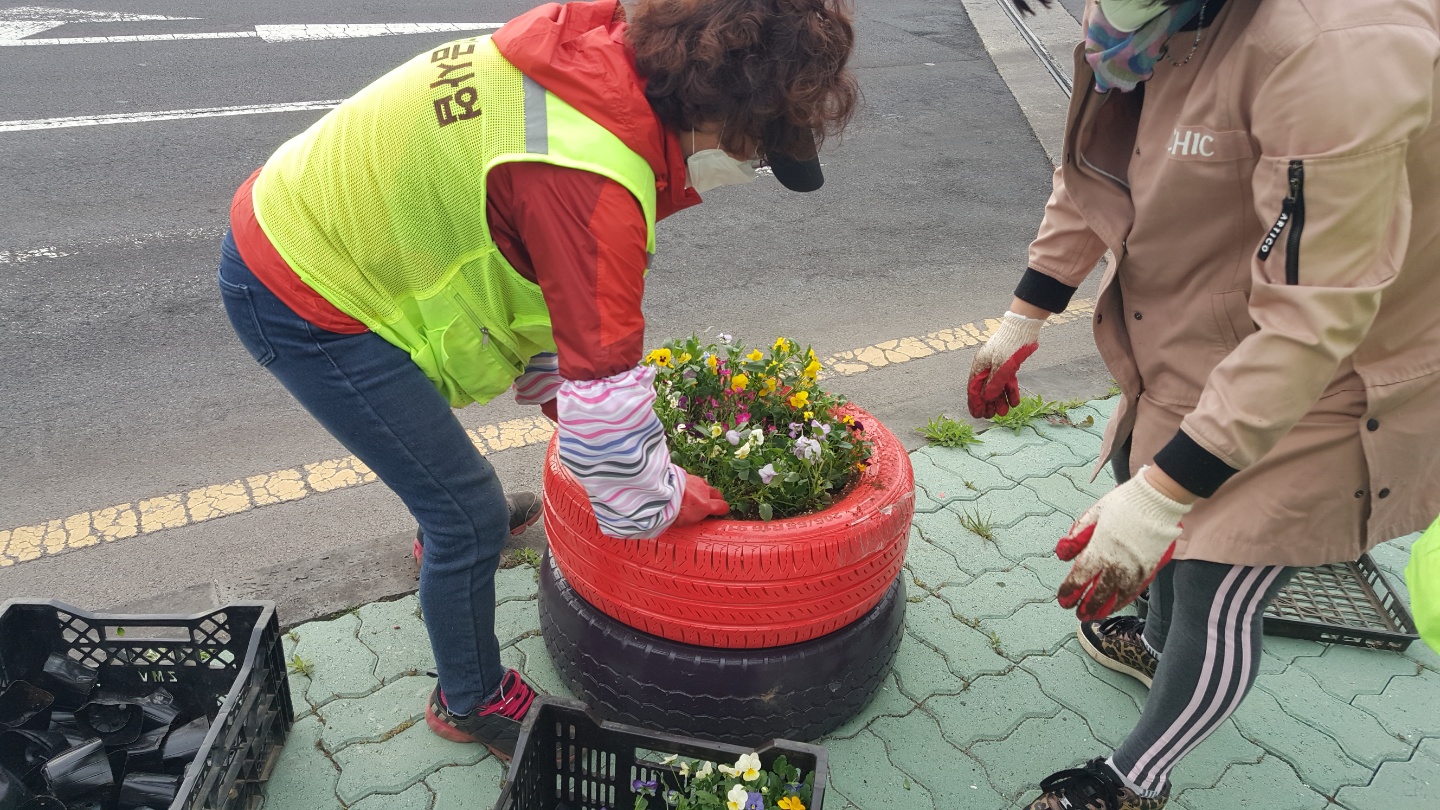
[746,349,764,362]
[732,373,749,391]
[788,390,809,409]
[706,354,719,371]
[803,358,822,378]
[679,352,693,363]
[778,798,806,810]
[841,414,856,425]
[774,337,791,352]
[645,348,673,368]
[760,377,779,396]
[710,424,724,438]
[803,411,814,420]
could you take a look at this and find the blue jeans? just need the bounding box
[218,231,506,713]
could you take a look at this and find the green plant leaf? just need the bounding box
[757,502,773,522]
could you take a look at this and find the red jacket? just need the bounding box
[230,0,699,381]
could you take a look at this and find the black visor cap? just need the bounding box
[763,122,824,193]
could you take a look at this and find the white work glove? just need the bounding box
[968,311,1044,418]
[1055,466,1192,620]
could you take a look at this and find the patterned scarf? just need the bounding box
[1085,0,1206,93]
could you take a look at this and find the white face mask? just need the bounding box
[684,131,757,193]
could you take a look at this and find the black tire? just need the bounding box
[538,551,905,746]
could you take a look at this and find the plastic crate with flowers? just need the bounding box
[493,697,827,810]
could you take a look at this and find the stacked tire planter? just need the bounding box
[538,404,914,748]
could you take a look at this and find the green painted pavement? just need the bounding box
[259,400,1439,810]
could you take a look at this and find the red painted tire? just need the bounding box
[542,404,914,648]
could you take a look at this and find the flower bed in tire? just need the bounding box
[542,404,914,649]
[538,551,906,746]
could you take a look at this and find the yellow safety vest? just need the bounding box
[253,35,657,406]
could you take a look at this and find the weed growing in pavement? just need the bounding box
[918,414,982,448]
[959,508,996,542]
[286,630,300,643]
[287,654,314,678]
[991,395,1094,432]
[988,631,1005,656]
[501,547,543,569]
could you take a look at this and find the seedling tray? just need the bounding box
[494,696,828,810]
[1265,553,1419,651]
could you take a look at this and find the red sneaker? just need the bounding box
[423,669,538,759]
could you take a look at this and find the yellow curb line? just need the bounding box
[1,300,1093,568]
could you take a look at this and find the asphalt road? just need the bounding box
[0,0,1104,618]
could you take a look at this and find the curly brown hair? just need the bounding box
[627,0,859,156]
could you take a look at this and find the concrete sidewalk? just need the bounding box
[261,397,1440,809]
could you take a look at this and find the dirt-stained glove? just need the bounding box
[673,473,729,527]
[1055,466,1191,621]
[968,311,1044,418]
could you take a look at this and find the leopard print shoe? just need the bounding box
[1078,616,1158,687]
[1024,758,1169,810]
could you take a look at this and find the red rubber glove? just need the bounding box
[1055,467,1190,621]
[967,312,1044,419]
[673,473,729,527]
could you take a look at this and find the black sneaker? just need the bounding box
[1024,758,1169,809]
[1078,616,1159,688]
[413,492,544,563]
[423,669,538,759]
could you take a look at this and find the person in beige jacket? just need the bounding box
[968,0,1440,807]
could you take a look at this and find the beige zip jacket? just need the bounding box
[1021,0,1440,566]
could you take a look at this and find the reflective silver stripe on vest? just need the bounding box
[523,75,548,154]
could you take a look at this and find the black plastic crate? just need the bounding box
[0,599,294,809]
[495,697,829,810]
[1136,553,1419,651]
[1265,554,1419,651]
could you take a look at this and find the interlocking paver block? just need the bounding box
[1022,551,1074,591]
[868,711,1009,809]
[903,596,1011,680]
[428,759,507,810]
[1041,420,1105,459]
[348,782,433,810]
[986,437,1086,482]
[260,716,342,810]
[1022,472,1100,519]
[1405,637,1440,673]
[913,449,1012,507]
[971,425,1050,456]
[495,564,539,604]
[291,613,381,705]
[825,729,940,810]
[1056,636,1151,710]
[912,510,1017,575]
[1352,671,1440,741]
[1335,739,1440,810]
[904,529,976,590]
[831,671,917,739]
[1162,718,1266,792]
[1022,647,1142,748]
[925,670,1062,749]
[1172,756,1329,810]
[938,568,1050,621]
[494,597,540,647]
[1058,463,1115,499]
[968,709,1104,802]
[1290,643,1423,702]
[1229,687,1374,796]
[1257,668,1413,767]
[982,601,1077,661]
[950,481,1057,529]
[892,633,973,703]
[997,512,1075,562]
[334,717,490,804]
[825,671,916,739]
[319,675,434,750]
[514,635,573,698]
[356,596,434,683]
[1257,635,1328,676]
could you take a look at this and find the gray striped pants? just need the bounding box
[1111,560,1296,793]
